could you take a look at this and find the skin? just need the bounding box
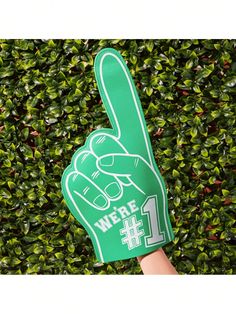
[137,249,178,275]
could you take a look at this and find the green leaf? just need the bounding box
[190,127,198,138]
[156,117,166,127]
[209,176,216,184]
[21,221,30,235]
[183,104,193,111]
[222,189,229,196]
[46,246,54,253]
[130,55,137,65]
[224,77,236,87]
[196,252,209,265]
[33,245,43,254]
[172,169,180,177]
[68,244,75,253]
[146,40,154,52]
[196,64,214,80]
[214,43,221,50]
[174,197,181,207]
[185,60,193,69]
[193,85,201,93]
[3,159,11,167]
[1,188,11,199]
[0,66,14,78]
[220,231,227,240]
[34,149,42,158]
[1,257,11,265]
[184,80,192,87]
[192,161,202,169]
[55,252,64,259]
[181,41,192,49]
[20,144,33,159]
[146,87,153,96]
[201,148,208,157]
[205,136,220,147]
[21,128,29,140]
[213,166,220,175]
[211,110,220,119]
[27,191,36,201]
[195,104,204,113]
[11,258,21,266]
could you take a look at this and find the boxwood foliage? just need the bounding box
[0,39,236,275]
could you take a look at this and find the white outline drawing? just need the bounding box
[99,52,170,240]
[73,172,110,210]
[65,172,105,262]
[104,182,121,199]
[141,195,166,247]
[64,51,171,261]
[120,215,144,250]
[100,53,154,168]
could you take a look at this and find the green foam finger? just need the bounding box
[98,154,160,195]
[90,133,130,185]
[98,154,140,176]
[90,133,128,157]
[95,48,153,164]
[61,48,174,263]
[66,171,109,210]
[74,150,122,199]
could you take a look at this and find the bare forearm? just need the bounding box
[137,248,178,275]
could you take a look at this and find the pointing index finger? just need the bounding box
[94,48,153,166]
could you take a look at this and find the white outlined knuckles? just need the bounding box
[61,48,174,262]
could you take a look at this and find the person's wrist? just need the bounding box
[137,248,163,263]
[137,248,178,274]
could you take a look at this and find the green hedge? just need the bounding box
[0,39,235,274]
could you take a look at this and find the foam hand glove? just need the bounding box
[61,48,174,262]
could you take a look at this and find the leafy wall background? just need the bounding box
[0,39,235,274]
